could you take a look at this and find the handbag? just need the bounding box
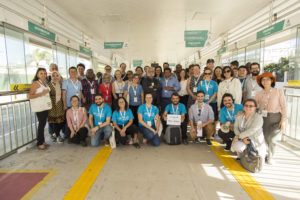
[240,146,264,173]
[30,93,52,113]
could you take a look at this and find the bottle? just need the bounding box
[197,120,203,137]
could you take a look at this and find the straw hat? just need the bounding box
[256,72,276,87]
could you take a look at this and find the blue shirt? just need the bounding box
[112,109,134,126]
[197,80,218,103]
[124,84,144,106]
[165,103,187,115]
[62,79,83,107]
[137,104,159,127]
[161,76,181,98]
[88,103,112,126]
[219,103,244,124]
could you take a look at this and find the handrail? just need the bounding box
[0,90,29,96]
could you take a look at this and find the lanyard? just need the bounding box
[88,80,94,88]
[172,104,179,114]
[120,110,126,125]
[204,80,211,93]
[116,81,123,92]
[146,105,152,118]
[226,105,235,121]
[132,85,137,96]
[240,115,246,129]
[104,84,109,95]
[71,79,79,92]
[97,106,104,121]
[72,107,79,122]
[263,88,273,110]
[193,76,200,87]
[165,79,169,87]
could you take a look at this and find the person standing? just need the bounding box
[112,70,126,110]
[243,62,262,100]
[197,68,218,121]
[212,66,224,85]
[178,69,189,106]
[217,66,242,110]
[141,67,162,107]
[62,67,86,110]
[154,66,164,82]
[187,65,201,108]
[77,63,86,81]
[81,69,97,111]
[28,68,51,150]
[48,71,65,143]
[99,74,113,106]
[160,67,181,112]
[119,63,128,81]
[104,65,115,83]
[255,72,286,165]
[124,74,144,126]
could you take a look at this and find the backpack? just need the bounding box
[240,147,264,173]
[164,125,182,145]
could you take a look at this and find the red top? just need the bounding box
[99,83,112,103]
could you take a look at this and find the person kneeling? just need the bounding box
[138,93,160,147]
[65,96,88,146]
[189,91,215,145]
[231,99,266,172]
[89,94,113,147]
[112,97,140,148]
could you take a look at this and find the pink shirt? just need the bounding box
[66,107,87,130]
[255,88,287,120]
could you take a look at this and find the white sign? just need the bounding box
[167,114,181,125]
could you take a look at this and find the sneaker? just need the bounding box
[225,145,231,151]
[57,136,63,143]
[194,138,201,143]
[183,139,188,145]
[206,139,212,146]
[104,140,110,147]
[52,134,57,142]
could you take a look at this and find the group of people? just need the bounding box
[28,59,286,169]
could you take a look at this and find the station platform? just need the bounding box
[0,136,299,200]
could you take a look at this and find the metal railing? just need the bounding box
[0,90,38,159]
[283,86,300,145]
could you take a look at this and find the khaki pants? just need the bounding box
[190,123,215,139]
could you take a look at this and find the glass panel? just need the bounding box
[0,106,5,156]
[78,56,92,70]
[25,102,33,141]
[13,104,22,147]
[246,41,261,64]
[237,48,245,65]
[294,27,300,80]
[20,102,28,144]
[68,49,77,68]
[2,106,11,152]
[8,105,16,150]
[55,45,68,78]
[4,27,27,84]
[0,26,9,92]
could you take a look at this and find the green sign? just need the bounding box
[185,40,206,47]
[217,47,227,55]
[184,30,208,41]
[169,63,176,66]
[257,20,285,40]
[133,60,143,67]
[28,21,56,41]
[104,42,124,49]
[79,46,93,56]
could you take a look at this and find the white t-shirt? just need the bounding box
[178,80,188,96]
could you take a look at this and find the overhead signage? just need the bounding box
[104,42,124,49]
[184,30,208,41]
[133,60,143,67]
[28,21,56,41]
[256,20,285,40]
[217,47,227,55]
[185,40,206,47]
[79,46,93,56]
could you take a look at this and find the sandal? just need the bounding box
[38,144,47,150]
[43,142,50,147]
[133,143,141,149]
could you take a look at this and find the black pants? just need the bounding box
[65,126,88,144]
[218,130,235,147]
[49,122,65,137]
[115,124,139,145]
[112,93,123,111]
[129,105,139,126]
[161,97,172,115]
[36,110,48,146]
[209,102,218,121]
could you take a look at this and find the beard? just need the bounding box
[226,103,233,108]
[96,102,103,106]
[173,102,179,105]
[252,71,259,76]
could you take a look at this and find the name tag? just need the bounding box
[90,88,95,94]
[167,114,181,126]
[147,121,152,127]
[119,94,123,97]
[262,110,268,117]
[151,82,154,86]
[251,90,256,97]
[98,122,102,125]
[205,94,210,100]
[193,87,197,93]
[105,96,108,101]
[134,97,138,102]
[164,90,168,93]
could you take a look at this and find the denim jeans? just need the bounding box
[91,125,112,146]
[139,125,160,147]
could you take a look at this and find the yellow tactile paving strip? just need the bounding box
[209,141,275,200]
[63,146,112,200]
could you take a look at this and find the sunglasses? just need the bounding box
[198,109,202,116]
[224,70,231,73]
[244,105,255,108]
[204,73,211,75]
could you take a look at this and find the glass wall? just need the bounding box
[0,26,8,92]
[246,41,263,64]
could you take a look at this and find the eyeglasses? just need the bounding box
[204,73,211,75]
[224,70,231,73]
[244,105,256,108]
